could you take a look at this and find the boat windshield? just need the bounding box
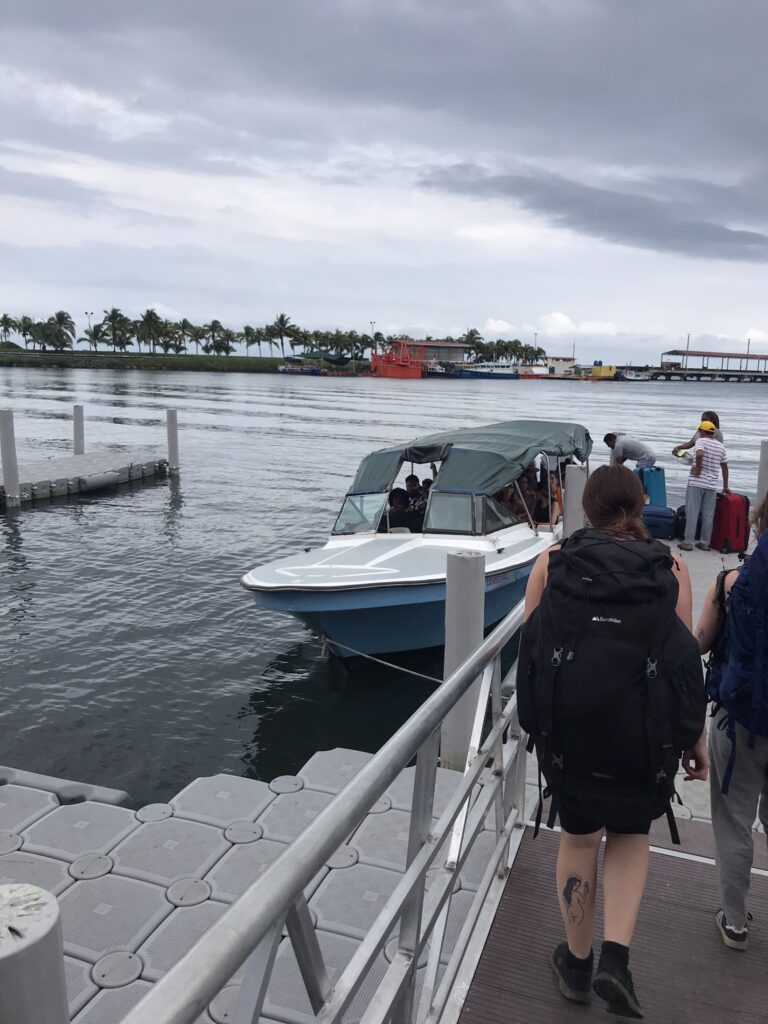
[423,493,474,534]
[333,493,388,535]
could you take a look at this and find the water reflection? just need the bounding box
[237,640,437,781]
[163,475,184,544]
[0,508,34,631]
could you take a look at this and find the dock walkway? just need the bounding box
[460,827,768,1024]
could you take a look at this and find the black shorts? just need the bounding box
[558,807,652,836]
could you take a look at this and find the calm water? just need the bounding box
[0,368,764,805]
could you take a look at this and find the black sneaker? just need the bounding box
[593,956,643,1019]
[716,910,748,951]
[550,942,592,1004]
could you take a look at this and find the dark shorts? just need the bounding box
[558,807,652,836]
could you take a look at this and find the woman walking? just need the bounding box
[695,495,768,951]
[518,465,708,1018]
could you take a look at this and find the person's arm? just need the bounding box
[694,570,737,653]
[670,555,693,629]
[691,449,704,477]
[672,432,697,456]
[681,732,709,781]
[524,548,555,620]
[721,460,730,494]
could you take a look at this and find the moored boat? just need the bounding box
[371,339,425,379]
[241,420,592,658]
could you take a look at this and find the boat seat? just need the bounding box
[388,527,412,534]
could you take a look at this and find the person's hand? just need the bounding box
[672,447,680,456]
[722,487,731,495]
[681,735,709,781]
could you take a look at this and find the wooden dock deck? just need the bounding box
[459,826,768,1024]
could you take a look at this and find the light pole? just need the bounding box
[369,320,376,354]
[84,311,94,351]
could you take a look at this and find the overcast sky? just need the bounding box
[2,0,768,362]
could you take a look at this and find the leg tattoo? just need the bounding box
[562,875,590,926]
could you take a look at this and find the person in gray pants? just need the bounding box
[695,495,768,949]
[679,420,729,552]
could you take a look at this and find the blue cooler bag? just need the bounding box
[642,505,677,539]
[635,466,667,506]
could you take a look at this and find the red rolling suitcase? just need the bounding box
[710,493,750,553]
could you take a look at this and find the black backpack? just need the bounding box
[516,528,706,843]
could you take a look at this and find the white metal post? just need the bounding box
[757,439,768,509]
[440,551,486,771]
[166,409,180,476]
[563,462,588,537]
[0,409,21,508]
[73,404,85,455]
[0,884,68,1024]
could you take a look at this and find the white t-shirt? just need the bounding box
[689,436,726,490]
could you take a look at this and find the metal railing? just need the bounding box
[120,599,528,1024]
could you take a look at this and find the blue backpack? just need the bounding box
[706,529,768,792]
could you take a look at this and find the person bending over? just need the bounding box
[603,433,656,469]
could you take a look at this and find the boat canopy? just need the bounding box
[349,420,592,496]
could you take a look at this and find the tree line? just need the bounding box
[0,311,547,363]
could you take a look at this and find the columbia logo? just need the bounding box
[591,615,621,624]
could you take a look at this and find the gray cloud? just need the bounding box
[423,164,768,262]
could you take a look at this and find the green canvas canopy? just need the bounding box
[348,419,592,497]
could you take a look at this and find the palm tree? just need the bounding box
[78,323,108,353]
[138,308,163,355]
[32,320,53,351]
[46,310,76,351]
[270,313,295,358]
[0,314,18,345]
[218,328,238,356]
[203,319,223,354]
[102,308,129,352]
[188,325,206,356]
[177,318,193,355]
[242,324,261,356]
[16,315,34,349]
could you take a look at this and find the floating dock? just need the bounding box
[0,406,179,507]
[0,754,495,1023]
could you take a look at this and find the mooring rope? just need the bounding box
[322,636,443,684]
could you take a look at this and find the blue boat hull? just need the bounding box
[457,369,519,380]
[248,563,532,657]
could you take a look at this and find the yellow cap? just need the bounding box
[698,420,716,433]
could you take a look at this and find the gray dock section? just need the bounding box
[0,751,492,1023]
[0,405,179,505]
[0,451,169,505]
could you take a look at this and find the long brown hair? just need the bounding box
[752,493,768,538]
[582,465,648,541]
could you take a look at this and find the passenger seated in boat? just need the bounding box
[495,483,517,512]
[378,487,418,532]
[405,474,427,512]
[531,474,563,527]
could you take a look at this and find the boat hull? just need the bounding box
[246,562,532,657]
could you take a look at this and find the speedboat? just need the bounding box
[241,420,592,657]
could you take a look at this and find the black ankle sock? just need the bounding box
[600,940,630,966]
[566,947,594,970]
